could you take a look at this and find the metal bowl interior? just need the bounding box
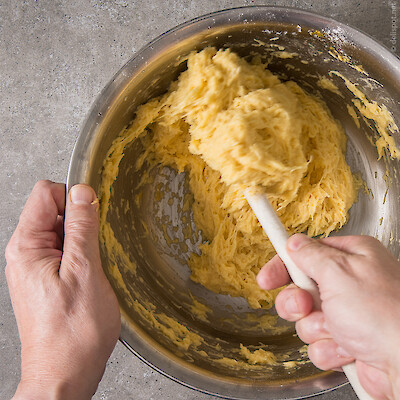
[67,6,400,400]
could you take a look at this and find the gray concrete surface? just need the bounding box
[0,1,398,399]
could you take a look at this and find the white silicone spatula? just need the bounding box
[244,189,373,400]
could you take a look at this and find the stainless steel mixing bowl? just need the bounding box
[67,6,400,399]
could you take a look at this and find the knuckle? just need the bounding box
[361,235,380,246]
[351,235,378,249]
[64,251,92,280]
[65,215,98,236]
[322,253,352,278]
[296,312,326,344]
[308,340,348,371]
[4,238,25,284]
[295,320,311,343]
[33,179,53,193]
[330,253,350,268]
[61,265,81,291]
[362,236,385,257]
[307,342,328,370]
[5,234,22,264]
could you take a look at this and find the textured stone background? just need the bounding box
[1,1,399,399]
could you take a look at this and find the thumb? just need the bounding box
[286,233,351,284]
[61,184,101,277]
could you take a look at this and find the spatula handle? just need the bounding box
[244,190,373,400]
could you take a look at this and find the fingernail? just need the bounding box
[287,234,312,251]
[336,346,352,358]
[70,185,96,205]
[285,295,299,315]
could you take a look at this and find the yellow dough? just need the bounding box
[102,47,358,309]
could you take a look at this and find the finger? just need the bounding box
[320,235,384,258]
[307,339,354,370]
[61,184,101,278]
[6,181,65,281]
[257,254,291,290]
[356,361,394,400]
[275,285,314,321]
[295,311,331,344]
[18,180,65,236]
[286,234,355,283]
[6,181,65,266]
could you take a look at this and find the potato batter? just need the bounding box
[101,47,358,309]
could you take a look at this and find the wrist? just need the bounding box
[13,380,67,400]
[12,378,93,400]
[14,347,103,400]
